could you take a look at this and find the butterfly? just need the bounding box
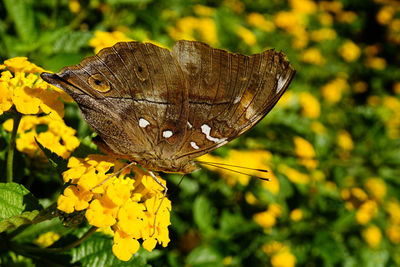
[41,40,295,175]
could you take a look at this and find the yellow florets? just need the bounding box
[57,155,171,261]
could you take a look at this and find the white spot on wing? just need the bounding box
[139,118,150,128]
[233,96,241,104]
[190,141,200,149]
[187,121,192,128]
[162,130,173,138]
[200,124,227,143]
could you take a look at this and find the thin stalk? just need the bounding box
[7,113,22,183]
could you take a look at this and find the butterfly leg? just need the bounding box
[91,161,136,191]
[148,171,168,237]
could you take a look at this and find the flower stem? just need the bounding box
[7,113,22,183]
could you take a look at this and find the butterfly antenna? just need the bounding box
[195,161,270,181]
[91,161,136,191]
[148,171,168,237]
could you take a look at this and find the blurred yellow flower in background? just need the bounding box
[299,92,320,119]
[293,136,318,169]
[310,28,337,42]
[300,48,325,66]
[321,77,349,104]
[247,13,275,32]
[35,231,61,248]
[169,17,218,46]
[263,241,296,267]
[279,164,310,184]
[236,26,257,46]
[337,130,354,151]
[338,40,361,62]
[254,203,282,230]
[362,225,382,248]
[89,31,133,54]
[356,200,378,225]
[290,209,303,222]
[364,177,387,202]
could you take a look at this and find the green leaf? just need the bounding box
[71,233,150,267]
[193,195,216,235]
[0,183,41,232]
[3,0,37,43]
[0,210,39,233]
[0,183,41,220]
[35,138,68,174]
[186,246,223,267]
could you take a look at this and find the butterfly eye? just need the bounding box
[88,74,111,92]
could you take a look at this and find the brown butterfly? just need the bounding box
[41,40,295,175]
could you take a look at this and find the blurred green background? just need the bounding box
[1,0,400,266]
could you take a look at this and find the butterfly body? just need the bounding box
[41,40,295,174]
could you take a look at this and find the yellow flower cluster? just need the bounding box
[0,57,79,159]
[300,48,325,66]
[57,155,171,261]
[236,26,257,46]
[293,136,318,169]
[247,13,275,32]
[254,203,282,230]
[35,231,61,248]
[0,57,71,118]
[299,92,321,119]
[290,208,303,222]
[89,30,134,54]
[385,199,400,244]
[382,96,400,139]
[279,164,310,184]
[341,187,379,225]
[338,40,361,62]
[376,2,400,44]
[362,225,382,249]
[169,16,218,46]
[3,116,79,159]
[321,77,349,104]
[262,241,296,267]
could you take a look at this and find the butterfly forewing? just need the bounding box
[171,41,295,160]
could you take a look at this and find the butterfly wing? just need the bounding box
[41,42,189,163]
[171,40,295,161]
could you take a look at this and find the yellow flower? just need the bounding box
[262,241,285,255]
[89,31,133,54]
[236,26,257,46]
[35,231,61,248]
[337,130,354,151]
[310,28,337,42]
[299,92,320,119]
[193,5,215,17]
[300,48,325,66]
[362,225,382,248]
[198,150,273,187]
[387,224,400,244]
[377,6,395,25]
[338,40,361,62]
[289,0,317,14]
[311,121,326,134]
[271,250,296,267]
[293,136,318,169]
[69,0,81,13]
[336,11,357,23]
[169,17,218,46]
[247,13,275,32]
[58,155,171,261]
[386,199,400,225]
[279,164,310,184]
[364,178,386,202]
[394,82,400,95]
[290,209,303,222]
[356,200,378,225]
[3,115,79,159]
[254,210,276,229]
[365,57,387,70]
[321,77,349,104]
